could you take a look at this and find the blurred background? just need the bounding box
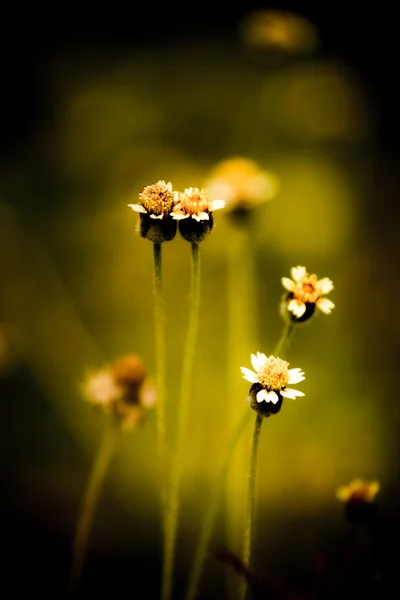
[1,1,399,598]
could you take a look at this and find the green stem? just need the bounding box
[225,223,258,596]
[153,242,167,516]
[240,414,263,600]
[69,421,118,595]
[273,320,295,357]
[162,242,201,600]
[185,409,252,600]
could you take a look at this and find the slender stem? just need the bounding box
[185,409,252,600]
[153,242,168,515]
[273,320,295,357]
[184,320,296,600]
[225,224,257,571]
[69,421,118,595]
[240,414,263,600]
[162,242,201,600]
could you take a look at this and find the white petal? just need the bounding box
[209,199,226,211]
[128,204,147,214]
[150,214,164,220]
[317,277,334,294]
[288,299,307,318]
[251,352,267,372]
[288,368,305,384]
[192,212,209,221]
[281,388,305,399]
[257,389,279,404]
[291,266,307,281]
[317,298,335,314]
[240,366,259,384]
[281,277,296,292]
[171,212,190,220]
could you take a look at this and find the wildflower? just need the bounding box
[281,265,334,322]
[172,187,225,242]
[239,9,318,56]
[82,354,156,429]
[128,180,177,243]
[336,479,380,524]
[206,157,279,223]
[241,353,305,417]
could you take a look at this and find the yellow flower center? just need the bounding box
[139,181,175,216]
[293,274,321,304]
[178,188,210,215]
[258,356,289,390]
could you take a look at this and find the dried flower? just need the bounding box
[336,479,380,524]
[241,353,305,417]
[172,187,225,242]
[281,265,335,322]
[82,354,156,429]
[128,180,177,242]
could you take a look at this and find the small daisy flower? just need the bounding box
[336,479,380,524]
[281,265,334,322]
[240,353,305,417]
[172,187,225,242]
[206,157,279,223]
[128,180,177,242]
[81,354,156,429]
[172,187,225,222]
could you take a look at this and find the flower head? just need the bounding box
[281,265,334,322]
[172,187,225,222]
[206,157,279,222]
[129,180,175,219]
[336,479,380,524]
[336,479,380,504]
[82,354,156,429]
[241,353,305,417]
[128,180,177,242]
[172,187,225,242]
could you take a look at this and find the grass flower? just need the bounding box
[241,352,305,417]
[206,156,279,223]
[70,355,155,593]
[172,187,225,242]
[336,479,380,524]
[82,354,156,429]
[281,265,335,322]
[128,180,177,242]
[239,8,318,56]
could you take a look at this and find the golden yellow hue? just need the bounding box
[336,479,381,503]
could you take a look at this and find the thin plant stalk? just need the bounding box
[153,242,168,515]
[225,222,258,596]
[185,321,295,600]
[240,413,263,600]
[185,409,252,600]
[69,420,118,595]
[162,241,201,600]
[239,320,296,600]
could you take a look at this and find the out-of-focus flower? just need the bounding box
[206,157,279,223]
[241,353,305,417]
[172,187,225,243]
[336,479,380,524]
[281,265,335,322]
[128,180,177,243]
[82,354,156,429]
[240,9,318,56]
